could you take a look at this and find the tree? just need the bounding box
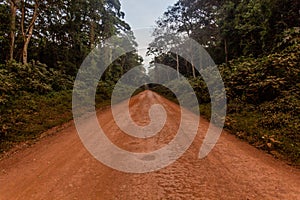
[8,0,19,61]
[20,0,40,64]
[1,0,133,67]
[148,0,226,77]
[218,0,300,60]
[148,25,184,79]
[0,2,10,63]
[31,0,131,74]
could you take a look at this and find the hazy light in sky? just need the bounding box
[119,0,177,67]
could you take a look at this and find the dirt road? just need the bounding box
[0,90,299,199]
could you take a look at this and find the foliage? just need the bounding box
[0,60,118,153]
[145,0,300,165]
[0,61,74,105]
[0,91,72,152]
[149,0,300,65]
[0,0,144,154]
[0,60,72,151]
[149,41,300,164]
[220,43,300,104]
[210,44,299,164]
[1,0,135,72]
[0,3,10,60]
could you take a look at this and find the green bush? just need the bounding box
[0,91,73,152]
[213,44,300,164]
[0,60,74,106]
[0,61,113,153]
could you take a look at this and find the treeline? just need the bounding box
[148,0,300,164]
[148,0,299,70]
[0,0,141,74]
[0,0,143,152]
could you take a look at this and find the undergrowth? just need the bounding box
[0,61,112,153]
[199,44,300,165]
[151,43,300,165]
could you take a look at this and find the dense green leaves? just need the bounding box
[0,61,74,105]
[0,0,144,152]
[148,0,300,164]
[1,0,136,72]
[220,43,300,104]
[198,44,300,164]
[149,0,300,64]
[0,3,10,62]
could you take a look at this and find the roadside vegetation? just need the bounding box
[147,0,300,165]
[0,61,73,152]
[0,0,143,153]
[200,43,300,165]
[151,42,300,165]
[0,0,299,166]
[0,60,127,153]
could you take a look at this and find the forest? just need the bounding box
[147,0,300,164]
[0,0,142,152]
[0,0,299,165]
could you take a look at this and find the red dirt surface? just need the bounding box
[0,91,299,199]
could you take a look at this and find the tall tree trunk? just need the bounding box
[190,53,196,78]
[176,53,180,79]
[22,38,30,65]
[185,29,196,78]
[90,21,95,49]
[191,61,196,78]
[21,0,39,64]
[121,56,126,71]
[185,60,189,76]
[224,38,229,65]
[9,0,17,61]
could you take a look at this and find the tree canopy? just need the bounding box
[148,0,300,69]
[0,0,141,76]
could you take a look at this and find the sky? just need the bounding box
[119,0,178,67]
